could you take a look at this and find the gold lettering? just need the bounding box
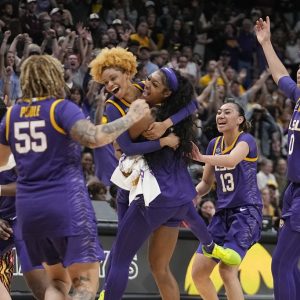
[19,106,41,118]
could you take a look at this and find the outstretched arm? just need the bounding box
[192,141,250,169]
[195,164,215,196]
[255,17,289,84]
[70,99,149,148]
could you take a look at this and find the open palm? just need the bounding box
[254,16,271,45]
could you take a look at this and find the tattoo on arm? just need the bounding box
[70,115,135,148]
[70,120,97,148]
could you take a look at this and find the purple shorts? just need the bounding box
[282,182,300,232]
[197,205,262,258]
[0,219,43,273]
[117,189,181,227]
[24,234,105,268]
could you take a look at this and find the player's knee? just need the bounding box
[191,263,208,283]
[149,259,170,277]
[219,265,238,284]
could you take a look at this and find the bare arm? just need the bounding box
[255,17,289,84]
[247,69,270,96]
[1,182,16,196]
[193,141,250,168]
[0,144,11,167]
[195,164,215,196]
[70,99,149,148]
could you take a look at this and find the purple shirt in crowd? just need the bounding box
[0,98,97,239]
[207,132,262,211]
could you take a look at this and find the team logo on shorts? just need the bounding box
[279,219,284,228]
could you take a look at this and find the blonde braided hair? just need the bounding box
[20,55,65,102]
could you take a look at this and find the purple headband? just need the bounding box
[160,67,179,93]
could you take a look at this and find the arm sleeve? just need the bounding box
[106,103,162,156]
[278,76,300,103]
[170,99,198,125]
[55,100,86,133]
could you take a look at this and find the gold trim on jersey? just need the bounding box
[212,136,221,155]
[119,98,131,107]
[22,96,49,103]
[244,156,258,162]
[221,131,243,154]
[5,107,12,142]
[132,82,144,91]
[106,100,126,116]
[50,99,66,135]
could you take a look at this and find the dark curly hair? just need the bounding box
[145,69,197,162]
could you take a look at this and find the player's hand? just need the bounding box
[143,122,168,140]
[160,133,180,150]
[0,219,13,240]
[127,99,150,123]
[189,141,203,162]
[255,16,271,45]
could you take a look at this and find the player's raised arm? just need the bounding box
[255,16,289,84]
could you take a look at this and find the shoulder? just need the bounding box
[104,98,126,121]
[206,136,221,154]
[238,132,256,143]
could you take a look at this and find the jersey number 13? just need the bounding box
[220,173,235,192]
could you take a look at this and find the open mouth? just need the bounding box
[111,86,120,94]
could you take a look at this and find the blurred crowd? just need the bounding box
[1,0,299,231]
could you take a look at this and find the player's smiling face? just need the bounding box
[142,70,171,106]
[100,67,130,99]
[216,103,243,133]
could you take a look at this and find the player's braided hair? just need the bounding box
[20,55,65,102]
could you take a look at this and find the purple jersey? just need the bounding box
[105,97,196,208]
[278,76,300,183]
[0,98,97,239]
[207,132,262,211]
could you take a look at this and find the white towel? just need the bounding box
[0,154,16,172]
[111,154,161,206]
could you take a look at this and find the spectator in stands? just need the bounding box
[137,45,158,75]
[0,31,22,103]
[81,151,95,183]
[20,0,43,44]
[0,0,21,40]
[274,157,288,197]
[130,21,157,51]
[248,104,279,157]
[257,158,278,190]
[197,198,216,226]
[87,176,107,201]
[88,13,107,48]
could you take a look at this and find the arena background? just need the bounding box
[11,202,275,300]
